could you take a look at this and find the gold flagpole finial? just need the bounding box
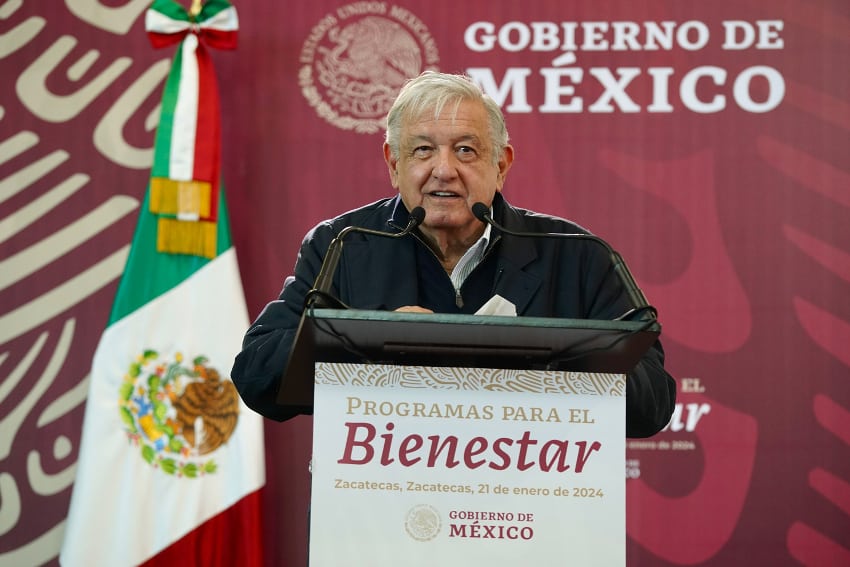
[189,0,203,18]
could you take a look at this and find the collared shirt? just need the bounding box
[450,221,492,292]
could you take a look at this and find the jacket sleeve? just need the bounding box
[623,338,676,437]
[582,241,677,438]
[230,223,331,421]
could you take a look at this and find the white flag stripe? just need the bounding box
[200,7,239,32]
[144,10,190,35]
[145,6,239,35]
[170,33,199,181]
[60,249,264,566]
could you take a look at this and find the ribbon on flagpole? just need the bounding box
[145,0,238,258]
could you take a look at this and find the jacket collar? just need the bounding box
[489,193,541,314]
[388,196,412,231]
[382,193,542,314]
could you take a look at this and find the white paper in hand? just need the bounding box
[474,294,517,316]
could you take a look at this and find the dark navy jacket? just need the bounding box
[232,194,676,437]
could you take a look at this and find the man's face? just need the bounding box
[383,99,513,244]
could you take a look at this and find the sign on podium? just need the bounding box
[309,363,625,566]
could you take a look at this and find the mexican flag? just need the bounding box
[61,1,265,565]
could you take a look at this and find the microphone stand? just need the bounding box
[306,207,426,309]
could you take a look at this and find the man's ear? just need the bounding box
[383,143,399,188]
[495,144,515,191]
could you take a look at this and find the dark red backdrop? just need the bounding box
[1,1,848,566]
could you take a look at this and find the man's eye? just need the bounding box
[413,146,432,156]
[456,146,477,158]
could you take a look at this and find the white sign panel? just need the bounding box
[309,363,625,566]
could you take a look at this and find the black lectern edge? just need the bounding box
[275,308,659,410]
[311,308,660,332]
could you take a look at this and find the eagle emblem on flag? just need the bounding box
[118,350,240,477]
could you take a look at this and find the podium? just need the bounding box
[283,309,658,566]
[276,307,659,409]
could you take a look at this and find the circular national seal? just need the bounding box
[299,3,441,133]
[118,350,240,478]
[405,504,441,541]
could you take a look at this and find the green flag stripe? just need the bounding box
[149,0,233,24]
[108,184,234,325]
[199,0,234,21]
[151,46,183,179]
[149,0,190,23]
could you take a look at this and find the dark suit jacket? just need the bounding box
[232,193,676,437]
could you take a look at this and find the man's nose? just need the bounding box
[432,148,458,180]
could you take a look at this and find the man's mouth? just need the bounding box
[428,191,460,198]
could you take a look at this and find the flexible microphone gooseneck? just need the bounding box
[471,202,657,321]
[306,206,426,309]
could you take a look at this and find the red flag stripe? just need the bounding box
[148,29,238,50]
[193,42,221,220]
[140,489,264,567]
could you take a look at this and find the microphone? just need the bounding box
[306,206,426,308]
[471,202,657,321]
